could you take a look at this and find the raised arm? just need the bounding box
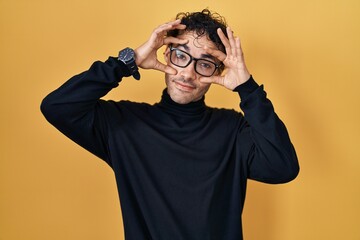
[235,78,299,183]
[202,27,299,183]
[40,57,127,163]
[41,20,189,165]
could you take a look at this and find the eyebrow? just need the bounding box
[177,44,217,62]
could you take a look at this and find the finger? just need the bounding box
[163,66,178,75]
[204,46,227,62]
[163,36,188,45]
[155,20,186,34]
[171,22,187,30]
[168,19,181,25]
[168,19,187,29]
[217,28,230,52]
[235,37,243,58]
[200,75,224,86]
[226,27,236,56]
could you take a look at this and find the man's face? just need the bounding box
[164,31,220,104]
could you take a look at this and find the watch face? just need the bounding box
[119,48,134,62]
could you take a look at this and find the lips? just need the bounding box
[174,81,196,92]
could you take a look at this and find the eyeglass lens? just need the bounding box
[170,48,217,77]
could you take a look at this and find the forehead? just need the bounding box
[176,31,218,51]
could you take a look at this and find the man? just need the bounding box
[41,9,299,240]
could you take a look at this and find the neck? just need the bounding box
[157,88,206,116]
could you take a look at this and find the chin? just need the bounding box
[169,92,194,104]
[165,74,209,104]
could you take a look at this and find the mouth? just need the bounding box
[174,81,196,92]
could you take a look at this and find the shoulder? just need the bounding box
[115,100,152,108]
[96,99,154,116]
[206,106,244,119]
[204,106,245,128]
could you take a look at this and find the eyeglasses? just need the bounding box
[169,46,222,77]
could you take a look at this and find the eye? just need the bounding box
[199,62,212,69]
[198,60,215,70]
[175,50,188,60]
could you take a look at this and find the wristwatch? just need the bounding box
[118,47,140,80]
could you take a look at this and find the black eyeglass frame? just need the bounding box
[169,46,222,77]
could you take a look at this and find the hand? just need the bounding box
[135,20,188,74]
[200,27,251,90]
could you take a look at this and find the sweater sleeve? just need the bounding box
[40,57,130,166]
[234,77,300,184]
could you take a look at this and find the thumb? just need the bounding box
[154,61,177,75]
[200,76,224,86]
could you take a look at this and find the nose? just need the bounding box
[179,61,197,81]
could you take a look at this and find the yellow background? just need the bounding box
[1,0,359,239]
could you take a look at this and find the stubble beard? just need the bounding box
[165,74,210,104]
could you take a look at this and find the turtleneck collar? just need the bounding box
[156,88,207,116]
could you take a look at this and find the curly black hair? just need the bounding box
[167,9,228,53]
[167,9,228,73]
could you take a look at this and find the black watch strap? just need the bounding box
[127,59,140,80]
[118,48,141,80]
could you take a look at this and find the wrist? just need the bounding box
[233,75,259,100]
[134,48,141,66]
[118,47,141,80]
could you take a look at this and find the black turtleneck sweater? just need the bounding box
[41,57,299,240]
